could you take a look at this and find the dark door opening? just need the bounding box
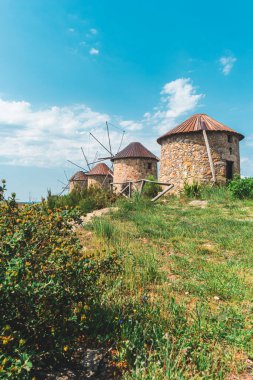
[226,161,234,180]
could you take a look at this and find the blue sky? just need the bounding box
[0,0,252,200]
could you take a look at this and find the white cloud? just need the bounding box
[241,157,249,164]
[0,77,204,167]
[0,100,111,167]
[143,78,204,133]
[90,28,98,35]
[68,28,75,33]
[219,55,237,75]
[89,47,99,55]
[119,120,143,131]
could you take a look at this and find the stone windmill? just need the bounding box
[111,142,159,193]
[69,171,88,192]
[86,163,113,189]
[157,113,245,192]
[65,122,125,193]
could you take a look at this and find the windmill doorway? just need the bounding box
[226,161,234,181]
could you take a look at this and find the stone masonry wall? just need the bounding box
[159,131,240,193]
[113,158,158,193]
[69,180,88,193]
[88,175,112,189]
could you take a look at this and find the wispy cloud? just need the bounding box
[247,134,253,145]
[67,28,75,33]
[0,78,204,167]
[89,28,98,35]
[241,156,253,177]
[119,120,143,131]
[219,55,237,75]
[89,47,99,55]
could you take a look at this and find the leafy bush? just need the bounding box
[228,176,253,199]
[142,175,161,198]
[0,180,109,378]
[46,186,116,214]
[183,181,201,198]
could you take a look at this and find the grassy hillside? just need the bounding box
[1,179,252,379]
[78,194,253,379]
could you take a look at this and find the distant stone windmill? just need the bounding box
[63,122,126,193]
[111,142,159,193]
[87,125,172,199]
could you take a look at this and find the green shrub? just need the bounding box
[142,175,161,198]
[228,176,253,199]
[46,186,116,214]
[183,181,201,198]
[0,181,108,378]
[79,197,97,214]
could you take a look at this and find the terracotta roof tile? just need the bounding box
[69,171,88,182]
[87,163,113,176]
[112,142,159,161]
[157,114,244,144]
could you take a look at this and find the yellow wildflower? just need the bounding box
[2,335,12,345]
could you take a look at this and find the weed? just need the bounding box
[92,218,116,242]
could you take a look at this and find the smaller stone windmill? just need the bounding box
[86,163,113,189]
[64,122,173,199]
[69,171,88,192]
[111,142,159,193]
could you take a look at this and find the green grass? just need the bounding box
[81,193,253,379]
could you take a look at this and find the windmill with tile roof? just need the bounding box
[111,142,159,193]
[157,113,245,192]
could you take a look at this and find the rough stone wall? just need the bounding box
[69,180,88,193]
[113,158,158,193]
[159,132,240,193]
[88,175,112,189]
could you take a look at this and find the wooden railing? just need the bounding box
[110,179,174,201]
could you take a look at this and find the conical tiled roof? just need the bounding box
[69,171,88,182]
[111,142,159,161]
[157,114,244,144]
[87,163,113,176]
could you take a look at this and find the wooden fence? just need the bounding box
[110,179,174,202]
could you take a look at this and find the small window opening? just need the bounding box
[147,162,152,170]
[229,147,233,155]
[228,135,233,143]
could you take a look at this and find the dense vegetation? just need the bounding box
[1,178,253,379]
[0,180,118,378]
[228,176,253,199]
[46,186,116,214]
[184,176,253,200]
